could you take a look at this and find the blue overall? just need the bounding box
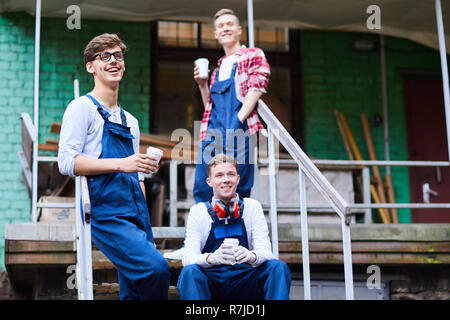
[85,94,170,300]
[194,63,254,203]
[177,201,291,300]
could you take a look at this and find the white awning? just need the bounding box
[1,0,449,53]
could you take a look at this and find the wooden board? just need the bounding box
[278,241,450,253]
[5,252,76,265]
[281,252,450,265]
[45,122,199,161]
[5,240,73,253]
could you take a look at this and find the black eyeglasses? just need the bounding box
[89,51,125,62]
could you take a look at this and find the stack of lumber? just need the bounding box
[39,122,199,162]
[334,110,399,223]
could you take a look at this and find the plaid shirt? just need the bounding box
[199,46,270,141]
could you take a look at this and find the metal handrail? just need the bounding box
[256,99,354,300]
[75,175,93,300]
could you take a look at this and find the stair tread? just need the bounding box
[93,283,179,299]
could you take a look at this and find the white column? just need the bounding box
[435,0,450,162]
[31,0,42,222]
[247,0,255,48]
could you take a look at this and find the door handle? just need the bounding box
[422,183,438,203]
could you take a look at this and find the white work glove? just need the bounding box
[234,246,257,265]
[207,243,235,266]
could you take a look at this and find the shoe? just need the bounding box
[163,247,185,260]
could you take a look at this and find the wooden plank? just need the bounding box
[38,143,58,152]
[92,249,182,270]
[93,284,179,297]
[334,109,354,160]
[50,122,61,134]
[340,111,390,223]
[140,133,178,148]
[5,240,73,253]
[46,138,59,145]
[278,241,450,253]
[280,252,450,265]
[385,174,400,223]
[361,113,398,223]
[5,252,76,265]
[370,184,391,224]
[150,184,164,227]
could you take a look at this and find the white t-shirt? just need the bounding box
[218,54,237,81]
[217,54,240,98]
[57,95,143,181]
[182,197,275,268]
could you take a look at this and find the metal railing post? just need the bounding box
[341,218,355,300]
[267,127,279,259]
[362,167,372,224]
[169,160,178,227]
[298,167,311,299]
[75,176,93,300]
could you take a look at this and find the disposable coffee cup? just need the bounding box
[146,146,163,164]
[195,58,209,79]
[223,238,239,250]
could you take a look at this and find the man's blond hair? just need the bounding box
[213,8,240,25]
[206,154,238,177]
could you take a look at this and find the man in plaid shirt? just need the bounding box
[193,8,271,203]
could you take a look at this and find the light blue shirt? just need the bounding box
[58,95,144,181]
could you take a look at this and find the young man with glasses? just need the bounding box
[58,33,170,300]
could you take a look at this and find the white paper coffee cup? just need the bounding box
[195,58,209,79]
[223,238,239,250]
[146,146,163,164]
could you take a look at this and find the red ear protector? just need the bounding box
[214,201,228,219]
[213,199,242,219]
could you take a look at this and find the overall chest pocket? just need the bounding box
[213,223,243,240]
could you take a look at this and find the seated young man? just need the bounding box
[177,154,291,300]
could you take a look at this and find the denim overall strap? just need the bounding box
[85,93,128,127]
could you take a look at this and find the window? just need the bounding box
[151,21,300,142]
[158,21,198,47]
[157,21,288,52]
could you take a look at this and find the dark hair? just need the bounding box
[83,33,127,64]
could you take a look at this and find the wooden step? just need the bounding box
[93,283,179,300]
[92,249,183,270]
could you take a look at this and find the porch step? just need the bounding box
[93,283,179,300]
[92,249,183,270]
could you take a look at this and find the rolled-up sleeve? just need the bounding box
[247,48,270,93]
[58,100,89,177]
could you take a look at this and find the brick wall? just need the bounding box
[0,12,151,270]
[300,30,442,223]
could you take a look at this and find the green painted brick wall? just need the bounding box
[0,12,151,270]
[300,30,442,223]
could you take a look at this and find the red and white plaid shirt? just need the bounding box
[199,46,270,141]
